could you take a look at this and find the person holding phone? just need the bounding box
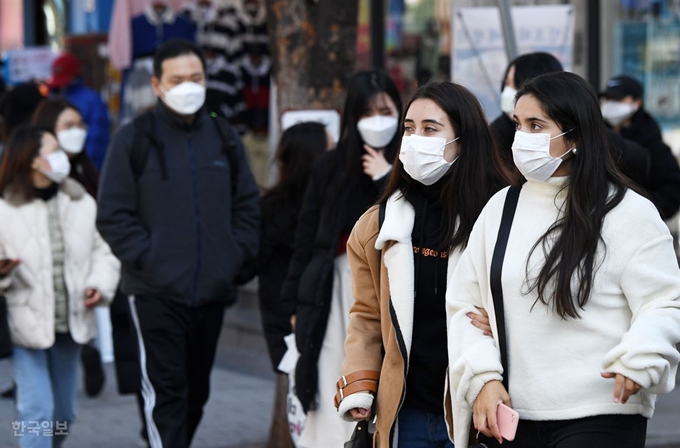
[446,71,680,448]
[335,81,510,448]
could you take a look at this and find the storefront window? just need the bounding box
[604,0,680,145]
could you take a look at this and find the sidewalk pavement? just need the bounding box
[0,359,274,448]
[1,285,680,447]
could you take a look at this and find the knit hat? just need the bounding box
[48,52,82,89]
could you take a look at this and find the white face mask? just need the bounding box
[57,127,87,155]
[511,129,574,182]
[357,116,398,148]
[601,101,637,127]
[399,134,460,186]
[160,81,206,116]
[500,86,518,115]
[40,150,71,184]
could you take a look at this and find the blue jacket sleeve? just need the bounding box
[84,94,111,171]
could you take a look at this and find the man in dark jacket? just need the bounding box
[96,39,259,448]
[601,75,680,219]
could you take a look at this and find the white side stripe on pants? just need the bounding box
[128,295,164,448]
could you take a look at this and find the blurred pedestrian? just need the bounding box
[32,99,99,200]
[448,71,680,448]
[32,98,107,399]
[601,75,680,218]
[280,70,402,447]
[238,121,332,447]
[492,53,651,190]
[0,83,44,154]
[48,52,110,171]
[96,39,259,448]
[0,82,45,400]
[336,81,509,447]
[0,125,119,448]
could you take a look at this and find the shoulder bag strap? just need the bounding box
[490,185,521,390]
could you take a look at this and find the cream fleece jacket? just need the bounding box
[446,177,680,447]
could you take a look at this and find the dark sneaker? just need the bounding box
[81,345,105,397]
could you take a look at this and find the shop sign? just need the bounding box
[281,109,341,143]
[452,5,575,119]
[3,47,56,85]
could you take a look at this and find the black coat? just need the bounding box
[620,110,680,219]
[280,150,385,412]
[97,103,260,306]
[237,191,301,372]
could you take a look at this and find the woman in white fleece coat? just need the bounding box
[447,71,680,448]
[0,125,120,448]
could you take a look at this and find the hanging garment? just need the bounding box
[240,54,270,133]
[205,55,246,120]
[109,0,193,71]
[236,0,270,57]
[120,6,197,122]
[181,2,245,61]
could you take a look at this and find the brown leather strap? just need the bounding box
[334,380,378,409]
[335,370,380,391]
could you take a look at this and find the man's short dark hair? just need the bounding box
[153,39,206,79]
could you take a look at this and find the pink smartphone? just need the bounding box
[496,403,519,441]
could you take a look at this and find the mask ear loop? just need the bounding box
[441,136,462,161]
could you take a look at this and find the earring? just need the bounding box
[572,147,578,155]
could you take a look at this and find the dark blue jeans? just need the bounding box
[479,414,647,448]
[398,405,455,448]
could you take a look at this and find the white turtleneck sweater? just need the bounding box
[446,177,680,447]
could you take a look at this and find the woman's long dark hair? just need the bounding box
[518,71,635,319]
[336,70,402,183]
[0,125,50,202]
[380,81,511,250]
[31,98,99,197]
[266,121,327,207]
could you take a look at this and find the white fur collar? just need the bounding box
[3,178,85,206]
[375,191,414,250]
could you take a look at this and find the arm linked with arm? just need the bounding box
[446,220,504,410]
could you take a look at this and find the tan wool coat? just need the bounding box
[338,192,462,448]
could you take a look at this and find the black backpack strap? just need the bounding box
[210,112,239,196]
[131,112,168,181]
[490,185,521,391]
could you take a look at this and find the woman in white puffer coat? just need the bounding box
[0,125,120,448]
